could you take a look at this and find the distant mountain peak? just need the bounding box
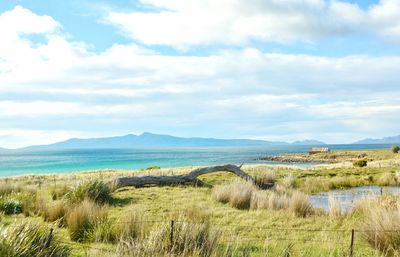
[12,132,289,151]
[354,135,400,144]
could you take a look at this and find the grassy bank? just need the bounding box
[1,149,400,256]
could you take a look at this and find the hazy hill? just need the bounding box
[291,139,326,145]
[18,132,288,150]
[354,135,400,144]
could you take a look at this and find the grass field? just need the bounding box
[1,149,400,256]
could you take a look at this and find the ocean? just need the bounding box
[0,144,392,177]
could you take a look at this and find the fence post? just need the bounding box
[170,220,175,245]
[349,229,355,257]
[45,228,54,248]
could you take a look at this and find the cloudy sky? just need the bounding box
[0,0,399,148]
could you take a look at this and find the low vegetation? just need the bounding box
[66,180,113,204]
[353,159,368,167]
[0,221,70,257]
[212,179,315,217]
[361,196,400,256]
[392,145,400,154]
[0,148,399,256]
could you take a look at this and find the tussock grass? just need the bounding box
[0,180,22,196]
[0,221,70,257]
[228,180,255,209]
[289,191,314,217]
[361,196,400,256]
[116,210,221,257]
[66,200,108,242]
[281,173,296,189]
[377,172,400,186]
[254,170,276,185]
[44,200,66,223]
[115,206,147,241]
[328,196,342,220]
[50,184,70,200]
[66,180,112,204]
[213,179,314,217]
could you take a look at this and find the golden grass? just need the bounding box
[213,179,314,217]
[361,196,400,256]
[66,200,108,242]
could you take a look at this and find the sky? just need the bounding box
[0,0,400,148]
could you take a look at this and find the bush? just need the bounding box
[0,221,70,257]
[66,200,108,242]
[66,180,112,204]
[392,145,400,154]
[0,199,23,215]
[141,166,161,171]
[353,159,367,167]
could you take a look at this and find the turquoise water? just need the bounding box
[0,144,392,177]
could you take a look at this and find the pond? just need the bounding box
[309,186,400,212]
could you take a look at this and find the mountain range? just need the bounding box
[3,132,399,151]
[353,135,400,144]
[2,132,327,151]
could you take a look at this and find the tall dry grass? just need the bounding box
[212,179,314,217]
[0,221,70,257]
[288,191,314,218]
[66,200,108,242]
[377,172,400,186]
[360,196,400,256]
[328,196,342,220]
[115,211,221,257]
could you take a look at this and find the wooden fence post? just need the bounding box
[45,228,54,248]
[170,220,175,245]
[349,229,355,257]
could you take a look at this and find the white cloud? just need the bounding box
[1,5,400,147]
[369,0,400,41]
[104,0,400,48]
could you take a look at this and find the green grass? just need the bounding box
[0,149,399,256]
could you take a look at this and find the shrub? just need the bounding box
[66,180,112,204]
[0,221,70,257]
[361,200,400,256]
[141,166,161,171]
[0,199,23,215]
[66,200,108,242]
[353,159,367,167]
[391,145,400,154]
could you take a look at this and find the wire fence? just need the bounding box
[3,219,392,256]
